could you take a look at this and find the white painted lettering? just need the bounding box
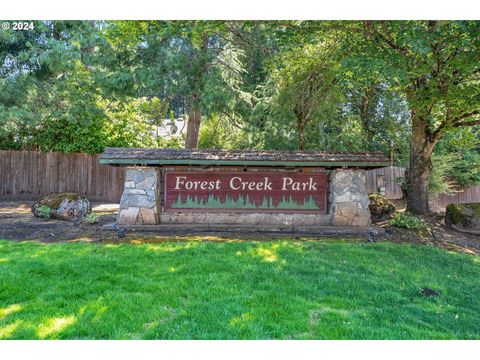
[230,177,242,190]
[282,177,293,190]
[264,177,272,190]
[174,176,187,190]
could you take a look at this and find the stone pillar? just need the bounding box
[329,170,371,227]
[117,167,161,225]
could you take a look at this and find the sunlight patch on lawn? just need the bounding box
[67,237,95,243]
[248,244,282,263]
[0,320,23,338]
[144,242,198,253]
[36,316,77,339]
[127,235,236,243]
[27,249,49,258]
[257,248,277,262]
[229,312,253,327]
[78,301,109,323]
[0,304,22,319]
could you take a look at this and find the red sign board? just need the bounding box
[164,171,327,213]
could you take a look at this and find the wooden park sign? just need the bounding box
[164,171,328,213]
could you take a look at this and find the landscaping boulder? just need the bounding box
[32,193,91,221]
[445,203,480,233]
[368,193,396,223]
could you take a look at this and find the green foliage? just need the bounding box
[0,21,175,153]
[433,128,480,187]
[257,40,343,150]
[390,212,426,230]
[0,21,108,153]
[84,213,99,224]
[0,19,478,171]
[156,135,184,149]
[198,114,243,149]
[101,97,166,149]
[429,153,458,195]
[36,205,52,220]
[102,21,253,142]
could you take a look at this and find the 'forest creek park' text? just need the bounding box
[173,176,319,192]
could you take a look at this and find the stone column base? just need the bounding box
[330,170,371,227]
[117,167,160,225]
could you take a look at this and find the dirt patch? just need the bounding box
[0,201,479,254]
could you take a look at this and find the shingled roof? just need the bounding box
[100,147,390,168]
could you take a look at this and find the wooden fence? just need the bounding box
[365,165,480,208]
[0,150,125,202]
[1,150,479,207]
[430,186,480,209]
[365,166,406,199]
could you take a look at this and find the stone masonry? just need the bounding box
[117,167,160,225]
[329,170,371,227]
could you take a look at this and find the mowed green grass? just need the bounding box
[0,239,479,340]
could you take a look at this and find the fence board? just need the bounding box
[430,186,480,209]
[0,150,125,202]
[365,166,406,199]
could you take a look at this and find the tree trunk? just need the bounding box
[297,121,305,150]
[359,85,376,148]
[185,96,201,149]
[184,34,208,150]
[406,113,437,215]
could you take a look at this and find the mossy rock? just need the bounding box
[368,193,396,223]
[445,203,480,230]
[32,193,91,221]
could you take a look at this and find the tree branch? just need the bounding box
[364,21,410,57]
[220,110,244,129]
[452,110,480,123]
[453,119,480,128]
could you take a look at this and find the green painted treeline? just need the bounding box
[170,193,320,210]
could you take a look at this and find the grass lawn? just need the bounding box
[0,239,479,340]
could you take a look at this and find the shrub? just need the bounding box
[84,213,99,224]
[36,205,52,219]
[390,212,425,230]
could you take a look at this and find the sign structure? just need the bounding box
[164,171,327,213]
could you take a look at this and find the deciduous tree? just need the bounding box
[355,20,480,214]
